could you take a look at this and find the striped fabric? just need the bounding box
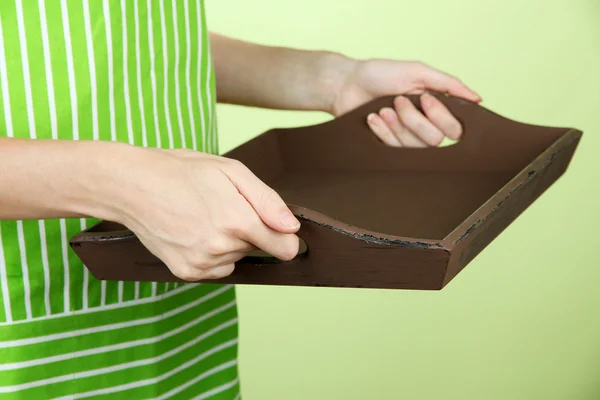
[0,0,240,398]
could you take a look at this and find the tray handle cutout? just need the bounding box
[327,92,525,154]
[69,219,310,282]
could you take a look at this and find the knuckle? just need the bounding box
[205,264,235,280]
[224,213,257,238]
[204,237,231,257]
[226,158,247,171]
[174,266,205,282]
[426,134,444,147]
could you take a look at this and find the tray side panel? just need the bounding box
[213,219,450,290]
[276,95,567,173]
[443,131,582,287]
[72,220,450,290]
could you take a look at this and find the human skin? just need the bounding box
[0,33,480,280]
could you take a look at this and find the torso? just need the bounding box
[0,1,239,398]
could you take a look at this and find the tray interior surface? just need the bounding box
[268,169,515,240]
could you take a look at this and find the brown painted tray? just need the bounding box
[70,93,582,290]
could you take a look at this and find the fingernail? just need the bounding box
[280,210,300,229]
[367,113,377,124]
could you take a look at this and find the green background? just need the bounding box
[207,1,600,399]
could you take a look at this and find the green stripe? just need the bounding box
[2,5,27,138]
[22,4,51,140]
[44,220,64,315]
[21,220,44,318]
[44,0,70,140]
[1,222,26,321]
[176,0,192,149]
[134,0,157,148]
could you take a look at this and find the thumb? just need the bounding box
[224,160,301,233]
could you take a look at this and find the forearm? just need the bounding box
[210,32,356,113]
[0,138,131,221]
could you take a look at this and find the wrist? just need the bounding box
[67,140,143,224]
[314,51,358,114]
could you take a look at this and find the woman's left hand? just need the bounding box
[329,59,481,147]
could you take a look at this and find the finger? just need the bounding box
[394,96,445,147]
[410,62,481,102]
[228,199,300,262]
[379,107,428,148]
[420,93,463,141]
[185,262,238,281]
[202,263,236,280]
[224,160,301,233]
[366,113,403,147]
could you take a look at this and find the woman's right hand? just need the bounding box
[100,145,301,281]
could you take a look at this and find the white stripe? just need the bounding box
[82,0,99,311]
[38,221,51,316]
[195,0,207,151]
[162,367,238,400]
[81,219,89,310]
[0,21,14,324]
[54,353,237,399]
[191,377,239,400]
[60,0,80,313]
[164,282,170,292]
[119,0,136,304]
[204,13,214,153]
[0,226,13,323]
[118,281,124,303]
[146,0,162,148]
[38,0,57,317]
[82,0,99,141]
[159,0,175,148]
[134,281,140,300]
[234,392,241,400]
[0,284,232,347]
[103,0,117,142]
[121,0,135,146]
[60,0,79,140]
[100,280,107,306]
[0,301,236,370]
[16,1,37,320]
[0,19,14,139]
[15,0,36,140]
[38,0,58,140]
[4,338,238,395]
[183,0,197,151]
[170,0,186,148]
[0,281,199,326]
[15,222,32,319]
[133,0,148,148]
[59,219,70,312]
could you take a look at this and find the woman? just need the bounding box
[0,1,480,398]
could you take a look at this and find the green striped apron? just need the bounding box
[0,1,240,398]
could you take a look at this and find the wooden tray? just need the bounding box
[70,93,582,290]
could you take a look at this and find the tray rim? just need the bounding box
[443,128,582,246]
[71,128,582,251]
